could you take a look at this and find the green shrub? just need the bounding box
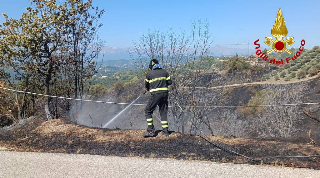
[306,65,312,72]
[237,90,265,118]
[284,76,291,81]
[279,66,284,71]
[308,67,319,76]
[274,75,280,81]
[280,71,286,78]
[297,70,306,79]
[304,58,311,63]
[310,61,317,66]
[290,72,296,78]
[292,66,299,71]
[89,84,107,98]
[263,74,270,79]
[296,63,302,69]
[272,71,278,76]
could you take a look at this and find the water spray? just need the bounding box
[102,96,141,128]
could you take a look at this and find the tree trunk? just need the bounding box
[45,64,53,120]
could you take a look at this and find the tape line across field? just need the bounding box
[0,86,318,108]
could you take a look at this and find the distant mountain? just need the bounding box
[96,59,137,71]
[98,45,256,61]
[99,46,133,61]
[209,45,255,57]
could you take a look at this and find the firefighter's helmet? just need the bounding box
[149,59,159,70]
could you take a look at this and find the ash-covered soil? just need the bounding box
[0,118,319,170]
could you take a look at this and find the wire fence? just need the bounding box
[0,86,319,108]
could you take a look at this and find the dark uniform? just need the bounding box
[143,59,172,137]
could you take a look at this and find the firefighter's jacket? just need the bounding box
[145,68,172,94]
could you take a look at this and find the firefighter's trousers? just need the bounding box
[145,92,169,129]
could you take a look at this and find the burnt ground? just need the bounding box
[0,118,319,170]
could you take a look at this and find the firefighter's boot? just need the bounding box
[143,126,156,138]
[162,128,170,137]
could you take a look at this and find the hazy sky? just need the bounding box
[0,0,319,49]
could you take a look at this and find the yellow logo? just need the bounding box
[264,8,294,54]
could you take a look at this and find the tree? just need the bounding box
[0,0,104,120]
[0,80,17,126]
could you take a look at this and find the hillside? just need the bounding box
[0,118,319,170]
[261,46,320,82]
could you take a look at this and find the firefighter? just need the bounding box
[143,59,172,137]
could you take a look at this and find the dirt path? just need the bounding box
[1,151,319,178]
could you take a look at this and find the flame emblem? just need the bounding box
[265,8,294,54]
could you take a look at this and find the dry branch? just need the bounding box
[303,109,320,123]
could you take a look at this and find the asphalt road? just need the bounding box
[0,151,319,178]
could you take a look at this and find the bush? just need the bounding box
[308,67,319,76]
[306,65,312,72]
[237,91,265,118]
[274,75,280,81]
[292,66,299,71]
[225,55,251,72]
[284,64,290,69]
[112,81,125,95]
[261,77,267,81]
[263,74,270,80]
[272,71,278,76]
[89,84,107,98]
[284,76,291,81]
[280,71,286,78]
[304,58,311,63]
[297,70,306,79]
[290,72,296,78]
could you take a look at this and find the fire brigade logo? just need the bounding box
[254,8,305,65]
[264,8,294,54]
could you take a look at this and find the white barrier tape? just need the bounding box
[0,86,319,108]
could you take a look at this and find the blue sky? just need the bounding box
[0,0,319,50]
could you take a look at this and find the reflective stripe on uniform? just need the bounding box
[148,123,154,126]
[149,87,169,93]
[147,118,153,122]
[145,79,149,82]
[146,76,171,83]
[161,121,168,128]
[148,77,166,83]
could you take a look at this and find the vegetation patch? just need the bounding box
[237,90,265,119]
